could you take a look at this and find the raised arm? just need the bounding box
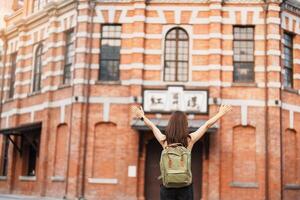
[131,106,166,145]
[189,104,232,144]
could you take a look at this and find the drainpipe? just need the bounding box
[263,2,269,200]
[278,2,284,200]
[79,0,96,199]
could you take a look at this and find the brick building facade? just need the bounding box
[0,0,299,199]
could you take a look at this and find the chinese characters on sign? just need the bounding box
[143,87,208,113]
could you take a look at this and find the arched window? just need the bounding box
[164,28,189,82]
[33,44,43,92]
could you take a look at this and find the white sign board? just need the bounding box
[143,87,208,114]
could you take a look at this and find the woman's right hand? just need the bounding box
[218,104,232,116]
[131,105,145,119]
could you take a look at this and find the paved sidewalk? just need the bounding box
[0,194,63,200]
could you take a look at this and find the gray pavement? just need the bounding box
[0,194,63,200]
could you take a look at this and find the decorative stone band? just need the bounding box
[19,176,36,181]
[88,178,118,184]
[50,176,65,182]
[230,181,259,188]
[284,184,300,190]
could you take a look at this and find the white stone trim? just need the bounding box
[221,99,265,107]
[60,106,65,123]
[282,103,300,113]
[255,35,265,40]
[144,65,162,70]
[120,63,144,70]
[254,51,265,56]
[15,66,32,73]
[103,102,110,122]
[42,56,65,66]
[241,105,248,126]
[257,82,266,88]
[267,50,281,56]
[289,110,294,129]
[51,176,65,182]
[19,176,36,181]
[294,74,300,80]
[293,44,300,50]
[268,5,280,12]
[42,70,64,80]
[75,48,100,54]
[121,79,143,85]
[14,80,31,86]
[267,17,281,25]
[88,178,118,184]
[73,63,98,69]
[191,65,233,71]
[191,49,233,55]
[267,66,281,72]
[267,82,281,88]
[294,59,300,65]
[267,34,281,40]
[76,32,101,39]
[209,4,222,10]
[254,66,265,72]
[17,53,33,61]
[268,100,281,107]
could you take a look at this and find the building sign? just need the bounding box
[143,86,208,114]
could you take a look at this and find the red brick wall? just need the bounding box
[0,0,299,200]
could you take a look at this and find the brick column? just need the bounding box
[39,7,60,196]
[65,0,93,198]
[207,0,222,200]
[125,0,146,198]
[265,1,282,200]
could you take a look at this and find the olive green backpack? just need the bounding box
[159,143,192,188]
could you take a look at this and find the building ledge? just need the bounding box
[19,176,36,181]
[230,181,258,188]
[95,80,121,85]
[0,176,7,181]
[131,118,218,132]
[284,184,300,190]
[283,87,299,94]
[88,178,118,184]
[232,82,257,87]
[50,176,65,182]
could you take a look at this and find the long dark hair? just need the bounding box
[165,111,190,147]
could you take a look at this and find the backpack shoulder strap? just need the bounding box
[166,143,183,148]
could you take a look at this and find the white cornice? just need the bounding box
[3,0,76,36]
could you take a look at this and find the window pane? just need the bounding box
[283,33,293,87]
[164,28,189,82]
[234,27,253,40]
[101,40,121,59]
[33,45,43,92]
[233,62,254,82]
[100,60,119,81]
[64,30,74,85]
[164,61,176,81]
[233,27,254,82]
[178,29,188,40]
[166,30,176,40]
[100,25,121,81]
[283,68,293,88]
[9,53,17,98]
